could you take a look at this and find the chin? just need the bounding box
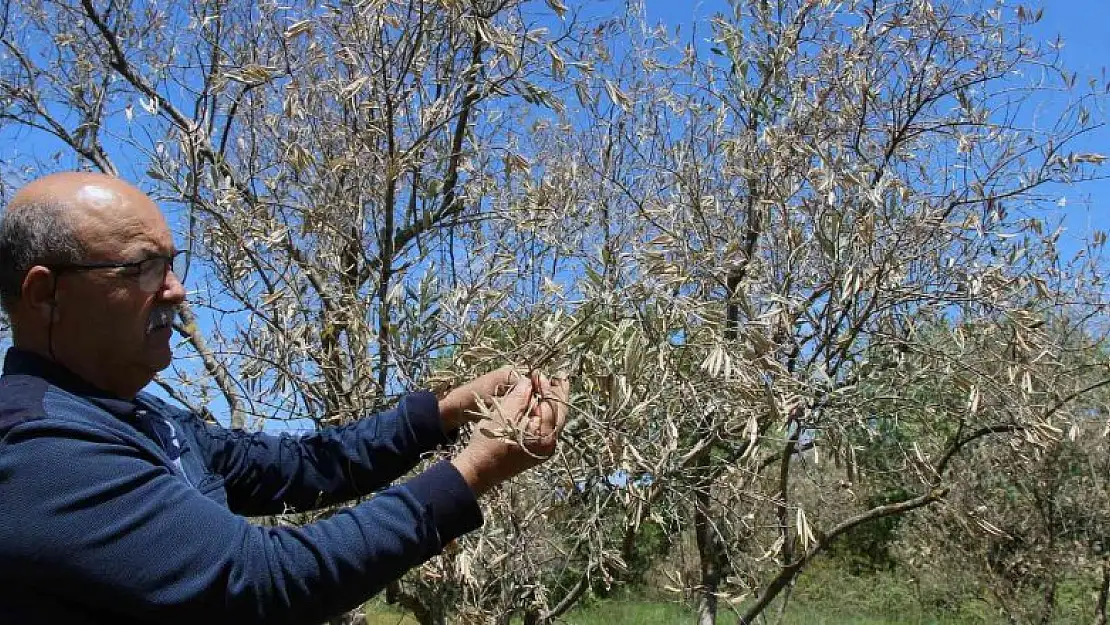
[152,349,174,371]
[144,341,175,371]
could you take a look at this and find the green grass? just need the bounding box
[557,599,975,625]
[362,603,419,625]
[359,560,1100,624]
[362,599,978,625]
[362,596,1086,625]
[779,561,996,625]
[361,599,713,625]
[559,599,699,624]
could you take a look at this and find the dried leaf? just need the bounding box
[283,19,313,40]
[603,80,632,112]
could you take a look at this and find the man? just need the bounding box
[0,172,568,625]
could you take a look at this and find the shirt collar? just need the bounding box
[2,347,139,419]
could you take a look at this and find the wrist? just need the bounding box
[437,393,466,433]
[451,453,497,497]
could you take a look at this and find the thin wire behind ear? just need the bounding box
[47,270,59,362]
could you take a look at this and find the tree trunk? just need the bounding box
[775,582,795,625]
[694,493,722,625]
[414,607,446,625]
[327,609,363,625]
[385,581,444,625]
[1038,577,1057,625]
[1095,559,1110,625]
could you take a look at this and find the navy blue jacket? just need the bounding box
[0,347,482,625]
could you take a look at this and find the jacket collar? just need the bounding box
[2,347,138,419]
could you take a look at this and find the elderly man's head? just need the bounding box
[0,172,186,398]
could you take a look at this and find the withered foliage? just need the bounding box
[2,0,1108,623]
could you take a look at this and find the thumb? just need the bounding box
[497,378,533,419]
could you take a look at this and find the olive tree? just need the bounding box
[4,1,1109,624]
[498,1,1110,623]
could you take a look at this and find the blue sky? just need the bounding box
[4,0,1107,228]
[4,0,1106,255]
[642,0,1110,252]
[1032,1,1110,242]
[3,1,1109,430]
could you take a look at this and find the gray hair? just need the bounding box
[0,200,86,314]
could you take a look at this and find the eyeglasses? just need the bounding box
[48,250,189,294]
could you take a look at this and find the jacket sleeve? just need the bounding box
[175,391,455,515]
[0,417,482,625]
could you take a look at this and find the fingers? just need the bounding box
[522,372,570,442]
[467,365,565,402]
[491,365,520,396]
[549,376,569,434]
[457,366,518,400]
[495,376,533,423]
[458,372,571,495]
[451,366,569,443]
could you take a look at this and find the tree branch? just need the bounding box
[738,487,948,624]
[173,301,245,429]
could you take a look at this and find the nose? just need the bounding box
[159,268,187,305]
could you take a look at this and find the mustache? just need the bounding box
[146,306,178,334]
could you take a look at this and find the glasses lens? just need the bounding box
[172,250,189,285]
[136,252,188,293]
[139,257,170,293]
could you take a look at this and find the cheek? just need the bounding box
[109,294,155,332]
[63,283,150,334]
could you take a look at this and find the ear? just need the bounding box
[21,266,60,322]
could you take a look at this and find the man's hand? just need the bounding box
[436,366,517,433]
[451,374,569,496]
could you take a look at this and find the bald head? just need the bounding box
[8,171,133,213]
[0,172,171,313]
[0,174,90,315]
[1,172,185,396]
[8,171,159,247]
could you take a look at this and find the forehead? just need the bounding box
[72,184,174,258]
